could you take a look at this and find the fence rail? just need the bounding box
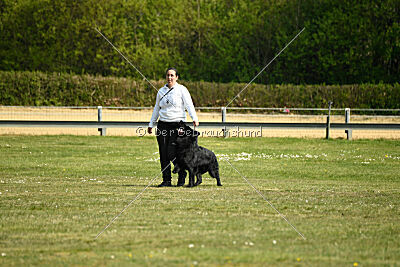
[1,106,400,139]
[1,120,399,130]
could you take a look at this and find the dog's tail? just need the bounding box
[209,156,222,186]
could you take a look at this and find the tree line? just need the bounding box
[1,0,399,84]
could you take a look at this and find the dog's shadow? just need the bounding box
[121,184,216,188]
[121,184,180,188]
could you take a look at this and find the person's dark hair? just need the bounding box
[166,67,179,78]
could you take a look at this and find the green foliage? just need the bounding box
[0,0,399,84]
[1,71,399,108]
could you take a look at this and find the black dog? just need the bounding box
[172,121,222,187]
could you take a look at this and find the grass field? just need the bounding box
[0,135,399,266]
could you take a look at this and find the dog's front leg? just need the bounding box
[187,170,195,187]
[195,173,202,186]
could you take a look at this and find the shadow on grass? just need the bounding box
[121,184,219,188]
[121,184,183,188]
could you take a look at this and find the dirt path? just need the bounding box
[0,107,399,139]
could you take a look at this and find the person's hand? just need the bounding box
[193,121,199,127]
[147,127,152,134]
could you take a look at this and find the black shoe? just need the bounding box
[177,171,187,187]
[157,181,172,187]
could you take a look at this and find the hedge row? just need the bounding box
[1,71,399,109]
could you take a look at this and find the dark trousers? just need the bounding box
[156,121,187,182]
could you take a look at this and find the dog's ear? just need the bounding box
[191,130,200,142]
[177,127,185,136]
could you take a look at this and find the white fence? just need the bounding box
[0,106,399,139]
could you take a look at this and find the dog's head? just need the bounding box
[173,121,200,148]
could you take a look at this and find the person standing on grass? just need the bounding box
[148,67,199,187]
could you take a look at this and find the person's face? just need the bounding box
[166,70,178,88]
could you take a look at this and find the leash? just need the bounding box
[159,86,174,103]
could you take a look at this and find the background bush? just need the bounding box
[1,71,399,108]
[0,0,399,84]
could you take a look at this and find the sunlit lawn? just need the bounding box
[0,135,399,266]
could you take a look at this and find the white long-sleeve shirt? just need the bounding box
[148,82,198,128]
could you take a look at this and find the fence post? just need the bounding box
[98,106,106,136]
[221,107,227,138]
[326,101,333,139]
[345,108,352,140]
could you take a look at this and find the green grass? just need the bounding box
[0,135,399,266]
